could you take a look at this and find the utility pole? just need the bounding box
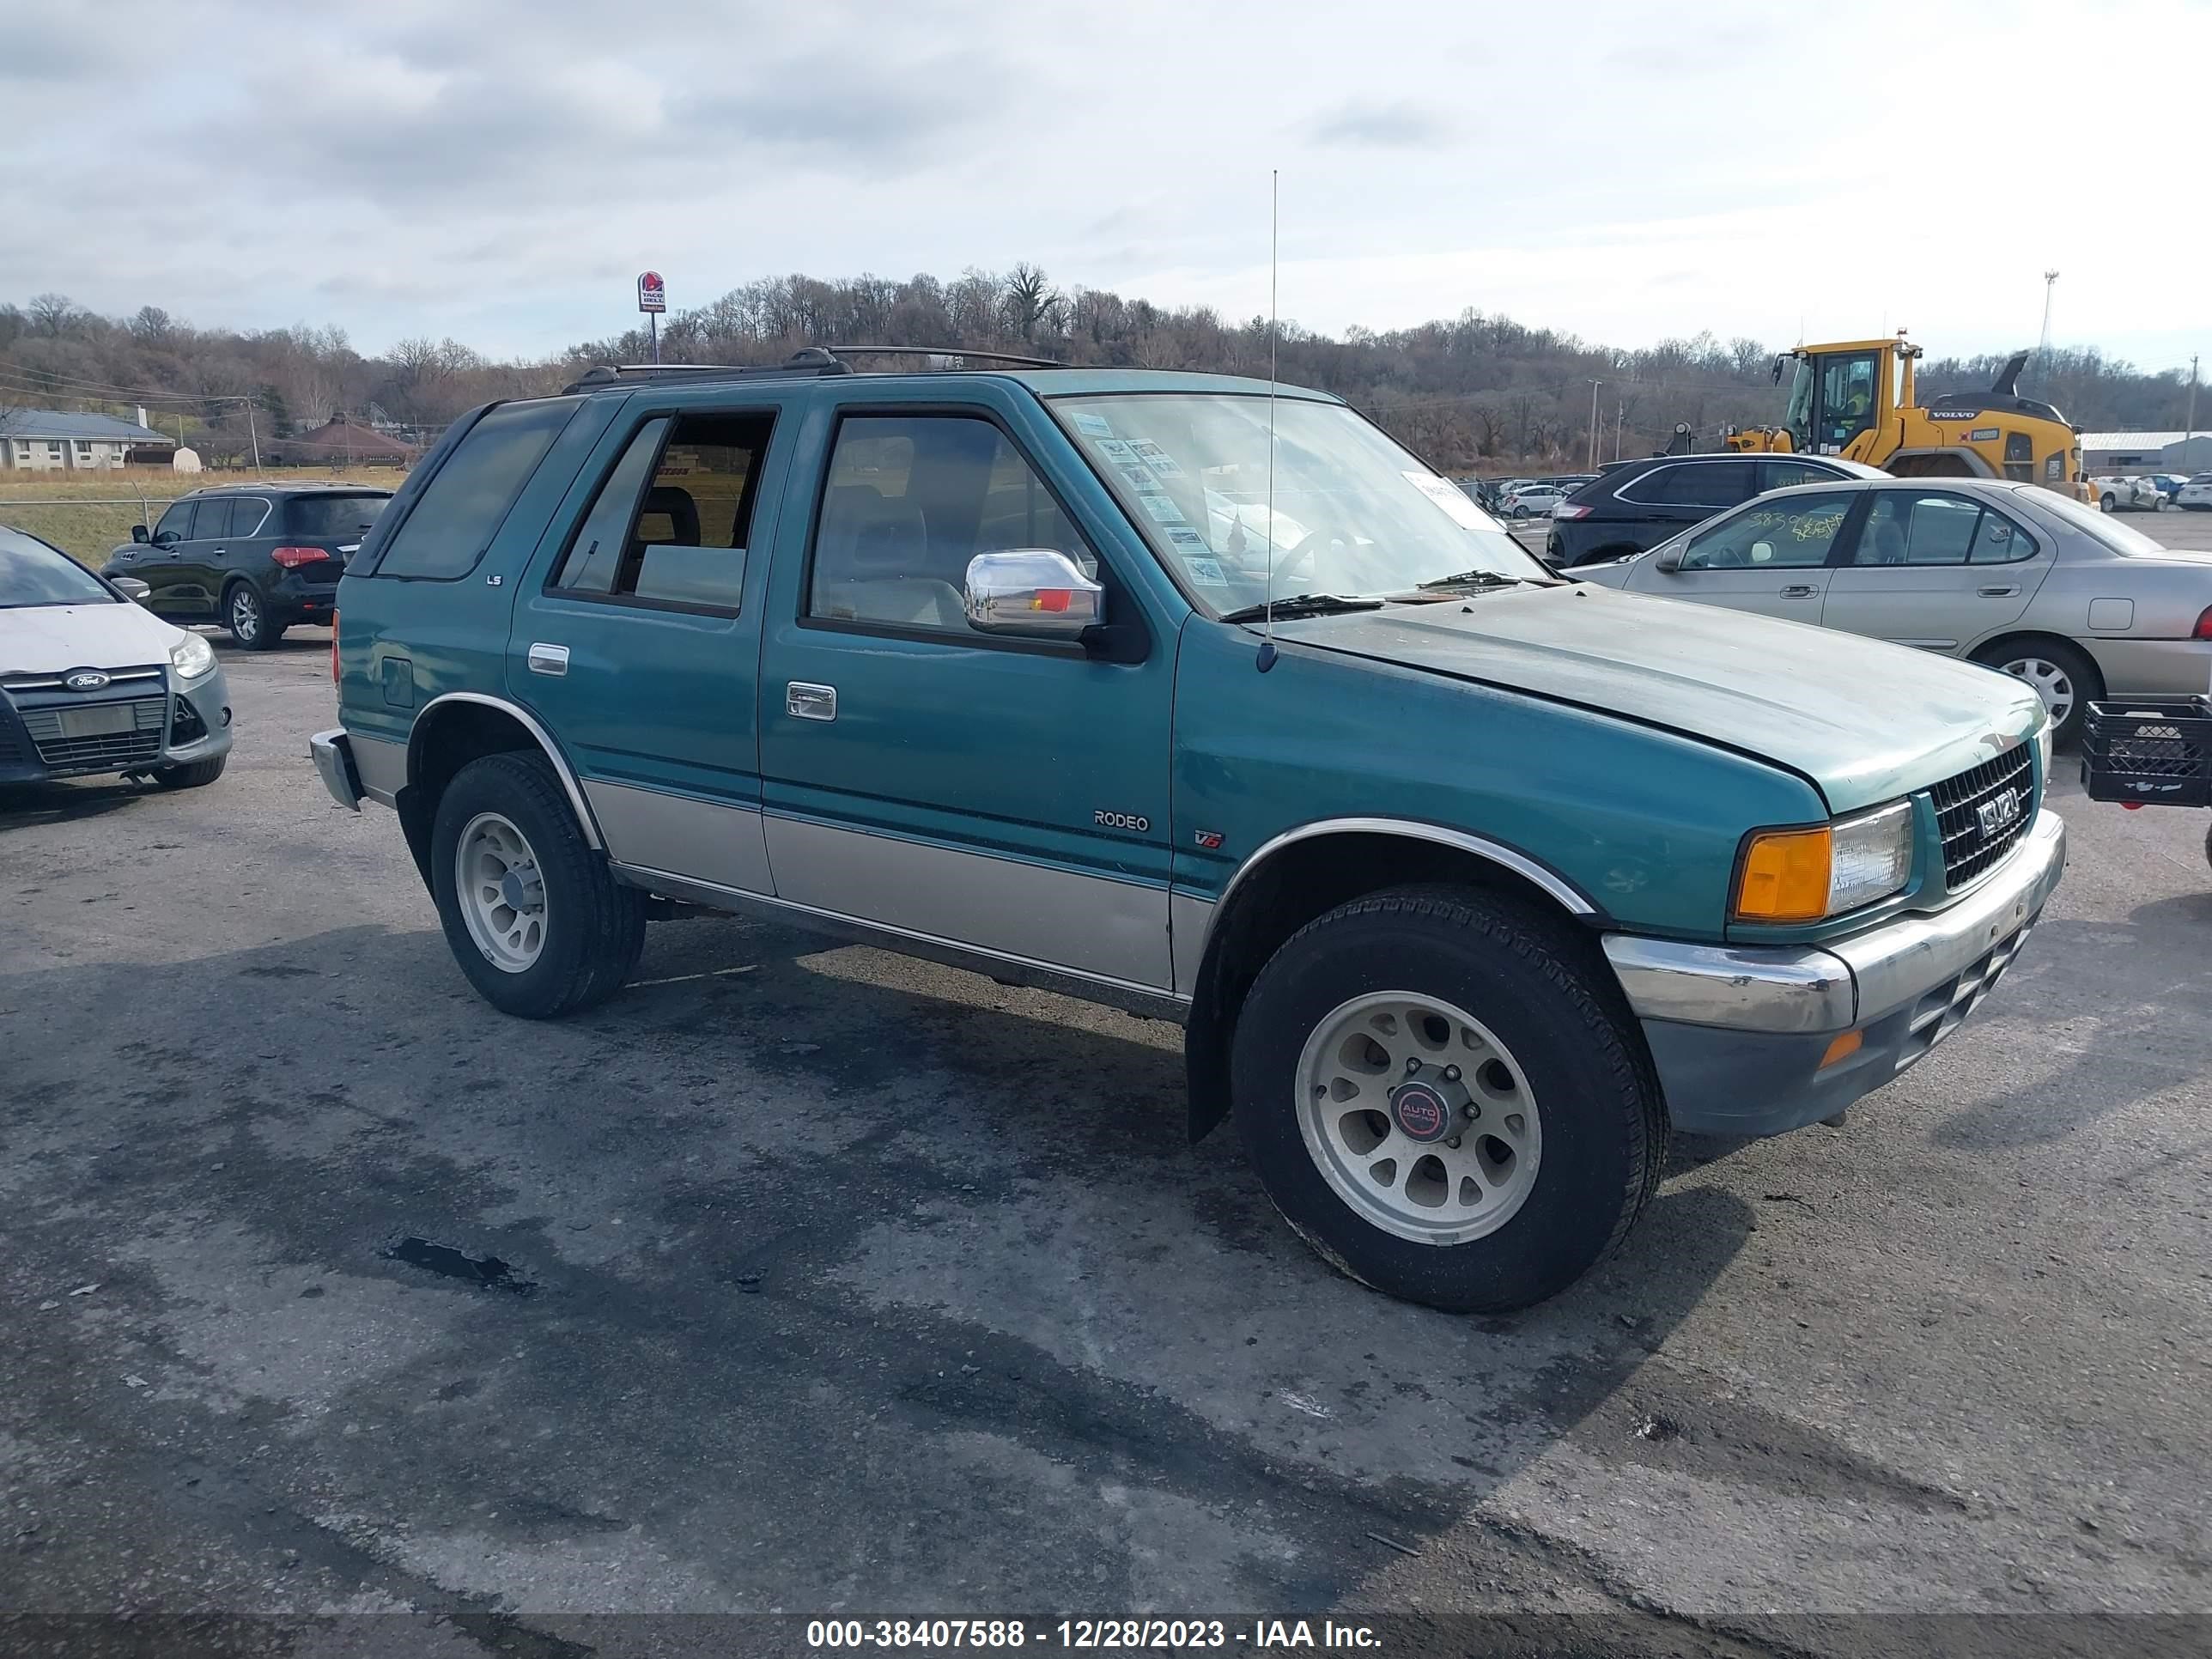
[2037,270,2059,383]
[1586,379,1603,470]
[1614,397,1625,461]
[244,398,263,475]
[2187,355,2200,442]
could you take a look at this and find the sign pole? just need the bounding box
[650,311,659,365]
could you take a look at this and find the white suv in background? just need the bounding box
[2172,473,2212,512]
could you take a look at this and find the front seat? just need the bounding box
[1863,518,1909,565]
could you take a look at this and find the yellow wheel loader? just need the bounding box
[1723,334,2087,500]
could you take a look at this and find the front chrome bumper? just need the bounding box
[1605,809,2065,1035]
[1602,809,2065,1136]
[310,727,362,811]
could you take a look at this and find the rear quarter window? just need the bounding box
[288,494,388,540]
[372,398,580,580]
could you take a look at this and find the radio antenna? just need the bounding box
[1257,168,1280,674]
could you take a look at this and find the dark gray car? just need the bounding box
[103,484,392,649]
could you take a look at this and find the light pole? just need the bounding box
[1587,379,1603,470]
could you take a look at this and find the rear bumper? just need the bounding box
[1604,809,2066,1135]
[310,727,362,811]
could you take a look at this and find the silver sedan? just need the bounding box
[1576,477,2212,743]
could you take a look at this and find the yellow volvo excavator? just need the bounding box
[1722,333,2087,499]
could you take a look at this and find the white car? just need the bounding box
[2093,476,2166,513]
[1502,485,1571,520]
[0,523,232,790]
[2172,473,2212,511]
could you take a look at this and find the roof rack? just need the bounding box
[559,343,1062,396]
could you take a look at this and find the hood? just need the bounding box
[0,601,185,677]
[1274,585,2040,813]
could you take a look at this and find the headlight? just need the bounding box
[2033,720,2053,782]
[1734,801,1914,923]
[169,631,216,680]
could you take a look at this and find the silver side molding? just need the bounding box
[607,861,1191,1026]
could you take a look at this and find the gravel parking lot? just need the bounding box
[3,627,2209,1655]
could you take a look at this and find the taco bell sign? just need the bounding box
[636,271,666,313]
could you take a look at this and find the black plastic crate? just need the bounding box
[2081,695,2212,808]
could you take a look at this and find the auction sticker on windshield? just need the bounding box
[1402,471,1495,531]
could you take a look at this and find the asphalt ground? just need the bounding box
[3,620,2209,1659]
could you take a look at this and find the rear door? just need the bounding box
[508,392,799,896]
[1818,489,2051,650]
[755,382,1177,991]
[1615,459,1762,538]
[1637,489,1862,621]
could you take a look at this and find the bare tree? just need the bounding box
[1003,264,1058,342]
[131,306,175,345]
[27,293,83,337]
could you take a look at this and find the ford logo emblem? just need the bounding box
[64,670,111,692]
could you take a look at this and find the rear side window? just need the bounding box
[1762,460,1840,490]
[1627,461,1757,507]
[375,398,580,580]
[550,411,774,613]
[288,495,387,540]
[1852,493,2034,567]
[229,497,271,537]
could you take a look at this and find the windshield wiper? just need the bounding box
[1216,592,1384,624]
[1413,569,1544,592]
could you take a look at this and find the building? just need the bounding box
[2079,431,2212,475]
[0,409,175,471]
[267,413,416,468]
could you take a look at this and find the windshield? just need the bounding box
[2030,489,2176,556]
[1783,360,1814,449]
[287,494,388,539]
[0,526,115,608]
[1053,393,1545,616]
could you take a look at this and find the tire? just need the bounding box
[152,754,227,790]
[1230,886,1665,1314]
[429,751,646,1019]
[1973,637,2100,749]
[224,583,285,650]
[2100,494,2117,513]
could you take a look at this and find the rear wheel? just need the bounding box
[1231,887,1664,1314]
[429,751,645,1018]
[1975,638,2100,749]
[2100,493,2118,513]
[224,583,284,650]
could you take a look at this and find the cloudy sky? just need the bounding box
[3,0,2205,370]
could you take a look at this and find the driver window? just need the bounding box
[154,500,195,541]
[808,415,1097,635]
[1680,494,1853,571]
[1818,354,1879,448]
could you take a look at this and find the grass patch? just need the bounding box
[0,466,404,566]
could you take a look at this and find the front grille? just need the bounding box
[1897,908,2040,1069]
[1929,743,2036,890]
[20,696,167,775]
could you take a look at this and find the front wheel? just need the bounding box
[1231,888,1665,1314]
[225,584,285,650]
[152,755,227,790]
[2100,494,2118,513]
[429,751,645,1018]
[1975,638,2100,749]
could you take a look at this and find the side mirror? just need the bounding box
[964,549,1103,641]
[1654,542,1686,573]
[112,576,152,602]
[131,524,149,544]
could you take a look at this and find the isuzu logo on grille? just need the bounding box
[1977,787,2023,838]
[64,670,110,691]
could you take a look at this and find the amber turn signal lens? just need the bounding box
[1819,1030,1864,1069]
[1735,827,1832,922]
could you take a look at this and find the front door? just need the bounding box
[127,496,213,618]
[1640,489,1861,621]
[1818,489,2051,651]
[508,396,797,896]
[757,389,1177,994]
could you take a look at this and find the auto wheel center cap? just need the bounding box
[1389,1078,1458,1143]
[498,866,542,913]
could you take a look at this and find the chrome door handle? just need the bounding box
[1779,584,1820,598]
[1978,585,2021,597]
[526,641,569,677]
[787,681,837,722]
